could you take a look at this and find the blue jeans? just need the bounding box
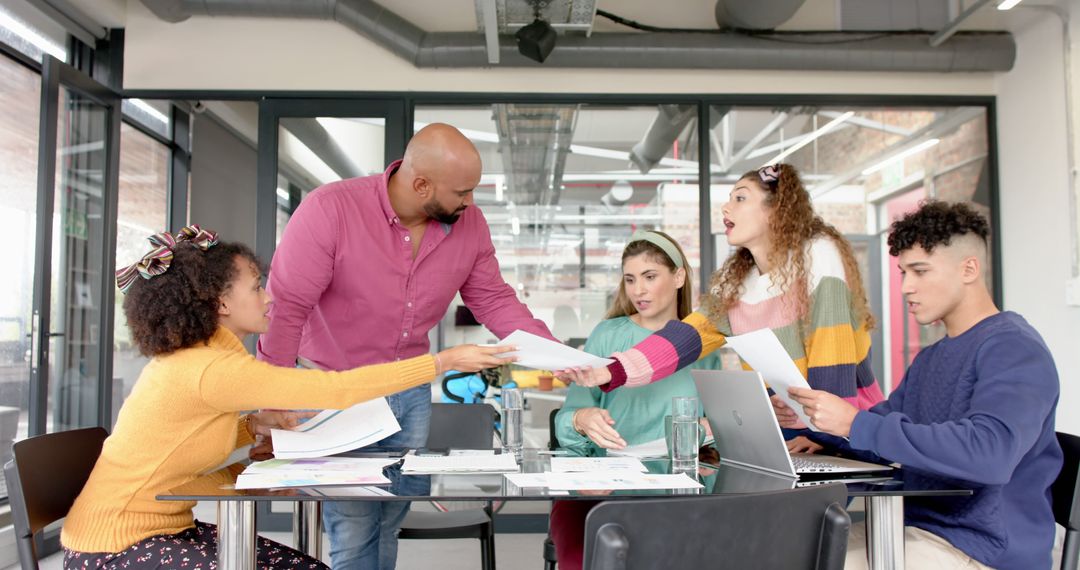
[321,384,432,570]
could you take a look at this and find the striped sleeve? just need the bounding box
[805,275,877,399]
[601,311,726,392]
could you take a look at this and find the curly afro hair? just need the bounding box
[121,240,262,357]
[887,200,989,257]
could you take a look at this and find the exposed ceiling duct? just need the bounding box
[714,0,806,31]
[492,103,577,208]
[139,0,1017,72]
[280,118,366,180]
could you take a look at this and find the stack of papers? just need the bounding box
[400,453,520,474]
[504,471,703,491]
[235,456,397,490]
[549,457,648,473]
[270,398,402,459]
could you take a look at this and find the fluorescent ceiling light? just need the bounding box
[129,99,169,125]
[861,138,941,176]
[276,187,290,201]
[763,112,854,166]
[997,0,1023,10]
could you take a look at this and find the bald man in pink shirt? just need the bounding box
[259,124,554,570]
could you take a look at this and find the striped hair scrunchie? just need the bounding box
[758,164,781,186]
[115,224,219,293]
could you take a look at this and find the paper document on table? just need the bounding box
[401,453,520,474]
[606,438,668,459]
[245,457,400,473]
[496,330,613,370]
[545,472,703,491]
[270,398,401,459]
[723,328,817,431]
[504,473,551,488]
[549,457,648,473]
[234,470,390,489]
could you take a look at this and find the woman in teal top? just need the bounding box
[555,317,720,456]
[550,230,720,570]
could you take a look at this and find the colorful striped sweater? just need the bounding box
[602,237,885,409]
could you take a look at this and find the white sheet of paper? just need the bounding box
[503,473,551,488]
[400,453,520,474]
[545,472,703,491]
[270,398,401,459]
[606,438,668,459]
[496,330,613,371]
[549,457,648,473]
[723,328,818,431]
[234,470,390,489]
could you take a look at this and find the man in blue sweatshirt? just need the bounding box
[783,200,1062,569]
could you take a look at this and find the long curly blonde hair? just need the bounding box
[701,164,875,331]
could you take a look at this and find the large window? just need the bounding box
[0,51,39,498]
[111,122,169,425]
[415,104,704,349]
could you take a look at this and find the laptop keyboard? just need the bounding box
[790,455,853,473]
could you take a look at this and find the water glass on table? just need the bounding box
[501,387,524,458]
[670,396,700,471]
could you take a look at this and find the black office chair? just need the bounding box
[4,427,108,570]
[398,403,497,570]
[1055,431,1080,570]
[583,483,850,570]
[543,407,561,569]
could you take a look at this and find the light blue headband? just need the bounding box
[628,230,684,268]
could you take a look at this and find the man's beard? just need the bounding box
[424,198,464,225]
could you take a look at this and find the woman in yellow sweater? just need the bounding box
[61,225,511,570]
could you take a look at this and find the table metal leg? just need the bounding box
[218,500,256,570]
[293,501,323,560]
[864,495,905,570]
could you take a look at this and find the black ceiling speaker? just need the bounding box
[515,18,557,63]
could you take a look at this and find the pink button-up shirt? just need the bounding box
[257,160,553,371]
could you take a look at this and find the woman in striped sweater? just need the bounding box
[559,163,884,451]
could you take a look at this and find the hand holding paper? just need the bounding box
[722,328,818,431]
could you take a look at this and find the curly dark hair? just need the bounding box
[887,200,989,257]
[702,164,875,331]
[121,240,262,357]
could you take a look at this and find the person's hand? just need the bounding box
[438,344,517,373]
[572,407,627,449]
[788,387,859,437]
[555,366,612,388]
[770,395,806,429]
[246,410,319,461]
[785,435,824,454]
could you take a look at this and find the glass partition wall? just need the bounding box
[413,102,991,392]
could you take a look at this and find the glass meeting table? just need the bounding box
[160,448,972,570]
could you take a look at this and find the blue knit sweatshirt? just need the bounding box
[849,312,1062,570]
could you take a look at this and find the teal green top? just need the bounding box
[554,316,722,457]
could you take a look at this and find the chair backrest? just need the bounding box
[583,483,850,570]
[4,427,108,569]
[548,408,560,451]
[1054,431,1080,531]
[427,403,496,450]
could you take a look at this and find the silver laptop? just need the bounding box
[692,369,892,480]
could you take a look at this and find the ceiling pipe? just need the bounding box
[140,0,1016,71]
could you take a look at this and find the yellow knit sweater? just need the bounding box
[61,326,435,554]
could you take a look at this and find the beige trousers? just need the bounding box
[845,523,992,570]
